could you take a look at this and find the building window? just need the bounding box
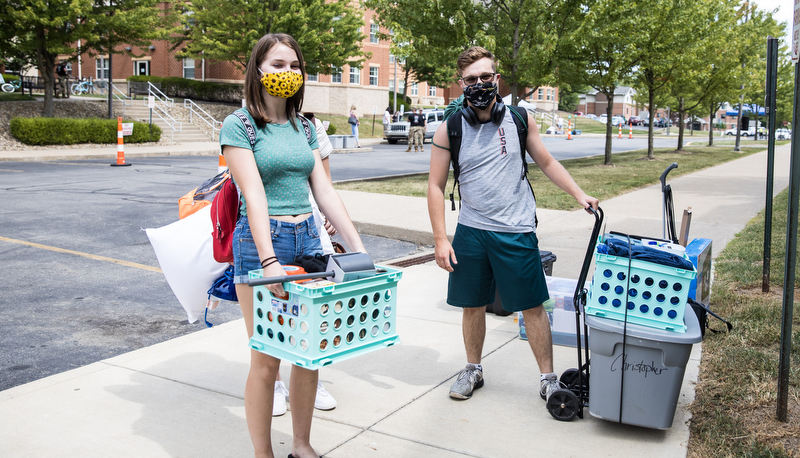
[349,66,360,84]
[538,88,543,100]
[546,89,552,101]
[389,80,394,92]
[183,58,195,79]
[134,61,150,76]
[331,66,342,83]
[369,67,378,86]
[389,54,395,63]
[410,82,418,96]
[307,73,318,82]
[370,23,379,43]
[429,85,436,97]
[398,80,405,94]
[96,57,109,80]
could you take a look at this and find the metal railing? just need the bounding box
[183,99,222,140]
[142,83,181,140]
[146,81,174,108]
[111,83,132,107]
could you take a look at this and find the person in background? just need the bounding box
[349,104,362,148]
[220,32,367,458]
[383,106,392,140]
[405,107,417,152]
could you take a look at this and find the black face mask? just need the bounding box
[463,81,498,109]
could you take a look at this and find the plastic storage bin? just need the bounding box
[248,266,402,370]
[586,239,696,332]
[518,276,590,347]
[586,305,702,429]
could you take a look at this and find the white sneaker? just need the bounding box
[273,380,289,416]
[314,381,337,411]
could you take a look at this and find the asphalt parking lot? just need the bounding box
[0,157,425,391]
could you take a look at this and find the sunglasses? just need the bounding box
[460,72,496,86]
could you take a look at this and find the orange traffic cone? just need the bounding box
[618,123,622,139]
[111,117,131,167]
[567,120,572,140]
[218,153,227,173]
[629,124,633,139]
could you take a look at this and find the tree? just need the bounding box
[479,0,585,106]
[365,0,480,101]
[630,0,708,159]
[558,83,589,112]
[0,0,175,117]
[565,0,645,165]
[177,0,368,75]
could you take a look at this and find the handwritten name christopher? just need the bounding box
[610,354,667,378]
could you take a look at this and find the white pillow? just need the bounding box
[146,205,229,323]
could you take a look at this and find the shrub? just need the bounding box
[2,73,21,83]
[388,91,412,111]
[326,123,337,135]
[10,117,161,145]
[127,75,243,103]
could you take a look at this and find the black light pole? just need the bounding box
[763,37,778,292]
[107,0,113,119]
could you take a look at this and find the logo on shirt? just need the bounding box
[498,127,508,156]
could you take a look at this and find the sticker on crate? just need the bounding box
[248,266,402,369]
[586,236,696,333]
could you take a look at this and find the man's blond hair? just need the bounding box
[457,46,496,76]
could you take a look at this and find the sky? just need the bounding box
[755,0,792,49]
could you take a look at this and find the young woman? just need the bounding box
[220,33,366,458]
[348,104,362,148]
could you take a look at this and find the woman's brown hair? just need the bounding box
[243,33,306,129]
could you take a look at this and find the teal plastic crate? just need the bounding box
[248,266,402,369]
[586,248,696,333]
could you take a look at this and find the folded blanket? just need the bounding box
[598,236,694,271]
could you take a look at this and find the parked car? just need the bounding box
[641,118,650,127]
[573,111,584,116]
[585,114,597,119]
[384,109,444,144]
[724,127,755,137]
[610,116,626,126]
[628,116,642,126]
[775,128,792,140]
[653,118,672,128]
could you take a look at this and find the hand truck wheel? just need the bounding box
[546,389,579,421]
[560,368,589,392]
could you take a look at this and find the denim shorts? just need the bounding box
[232,215,323,284]
[447,224,549,312]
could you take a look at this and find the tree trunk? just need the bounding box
[676,97,685,151]
[648,85,655,159]
[36,28,56,118]
[708,102,715,147]
[604,89,615,165]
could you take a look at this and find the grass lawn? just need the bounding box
[335,146,765,210]
[688,186,800,457]
[0,92,35,102]
[317,113,385,139]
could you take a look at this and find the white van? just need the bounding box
[384,109,444,144]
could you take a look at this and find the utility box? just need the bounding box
[585,305,702,429]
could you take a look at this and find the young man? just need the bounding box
[427,46,599,402]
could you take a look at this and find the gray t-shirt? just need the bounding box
[457,110,537,233]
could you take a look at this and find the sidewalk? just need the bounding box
[0,138,383,162]
[0,144,790,457]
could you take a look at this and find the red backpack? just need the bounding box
[210,177,239,263]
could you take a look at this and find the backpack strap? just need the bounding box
[233,109,256,151]
[509,105,538,228]
[446,111,464,211]
[298,115,314,145]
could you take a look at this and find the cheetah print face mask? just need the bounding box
[259,70,303,98]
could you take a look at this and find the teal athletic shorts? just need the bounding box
[447,224,549,313]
